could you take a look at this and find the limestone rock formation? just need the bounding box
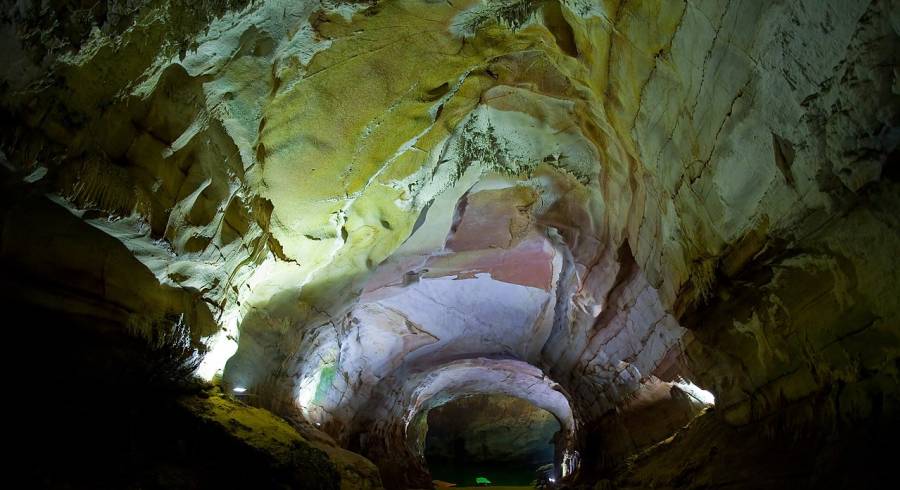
[2,0,898,488]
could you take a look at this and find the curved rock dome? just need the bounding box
[2,1,898,488]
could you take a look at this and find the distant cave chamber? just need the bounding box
[3,0,900,489]
[423,394,562,486]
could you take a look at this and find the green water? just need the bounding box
[427,458,546,486]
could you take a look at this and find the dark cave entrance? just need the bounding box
[424,394,561,487]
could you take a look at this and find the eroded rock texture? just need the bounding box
[2,0,898,488]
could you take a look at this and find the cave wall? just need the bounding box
[621,0,900,448]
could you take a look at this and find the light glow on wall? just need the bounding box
[195,308,241,381]
[297,364,332,418]
[675,377,716,405]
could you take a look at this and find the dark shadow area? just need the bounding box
[1,190,341,489]
[424,394,559,487]
[6,294,341,490]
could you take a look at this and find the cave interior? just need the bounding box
[2,0,899,489]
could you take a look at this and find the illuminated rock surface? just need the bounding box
[1,0,898,488]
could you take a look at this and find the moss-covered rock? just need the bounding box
[178,390,384,489]
[180,392,342,489]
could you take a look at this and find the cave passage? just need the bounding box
[424,394,560,487]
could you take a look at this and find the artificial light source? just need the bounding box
[233,387,247,393]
